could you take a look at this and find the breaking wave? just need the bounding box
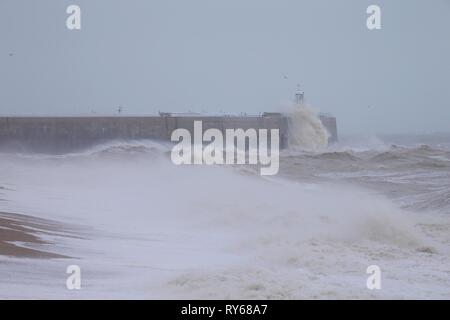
[279,143,450,212]
[1,137,449,299]
[286,104,329,151]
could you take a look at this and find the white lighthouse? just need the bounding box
[294,85,304,105]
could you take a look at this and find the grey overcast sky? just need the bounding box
[0,0,449,134]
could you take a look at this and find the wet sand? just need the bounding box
[0,212,68,259]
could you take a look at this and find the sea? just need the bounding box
[0,111,449,299]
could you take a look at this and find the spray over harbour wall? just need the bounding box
[0,113,337,153]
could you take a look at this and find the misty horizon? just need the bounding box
[1,0,449,135]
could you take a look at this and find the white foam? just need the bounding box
[0,145,449,299]
[285,104,329,151]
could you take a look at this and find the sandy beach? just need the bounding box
[0,212,68,259]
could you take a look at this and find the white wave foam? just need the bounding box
[1,150,448,299]
[286,104,329,151]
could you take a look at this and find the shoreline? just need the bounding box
[0,212,69,259]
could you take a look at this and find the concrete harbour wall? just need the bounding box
[0,114,337,153]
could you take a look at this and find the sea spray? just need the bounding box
[1,140,449,299]
[286,104,330,151]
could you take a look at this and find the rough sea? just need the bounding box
[1,127,449,299]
